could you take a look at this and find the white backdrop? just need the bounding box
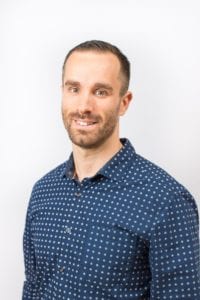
[0,0,200,299]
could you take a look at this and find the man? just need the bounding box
[22,40,199,299]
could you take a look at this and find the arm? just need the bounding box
[149,191,200,299]
[22,196,38,300]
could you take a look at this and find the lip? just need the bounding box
[75,119,97,126]
[73,119,98,130]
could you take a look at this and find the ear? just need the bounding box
[119,91,133,116]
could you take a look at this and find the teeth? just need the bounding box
[76,120,95,126]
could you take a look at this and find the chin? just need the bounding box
[72,139,101,149]
[67,124,117,149]
[70,134,109,149]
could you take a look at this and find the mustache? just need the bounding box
[69,112,101,121]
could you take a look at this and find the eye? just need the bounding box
[68,86,79,93]
[95,89,108,97]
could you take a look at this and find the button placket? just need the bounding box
[64,226,72,234]
[75,191,81,197]
[59,266,65,273]
[75,181,83,197]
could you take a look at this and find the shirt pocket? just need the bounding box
[81,222,138,285]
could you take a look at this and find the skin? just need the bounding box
[62,50,132,181]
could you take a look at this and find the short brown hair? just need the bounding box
[62,40,130,96]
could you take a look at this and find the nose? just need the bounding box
[78,91,94,115]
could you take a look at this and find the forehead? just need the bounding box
[63,51,121,83]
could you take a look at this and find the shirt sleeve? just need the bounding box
[22,192,38,300]
[149,190,200,299]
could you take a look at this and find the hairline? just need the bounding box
[62,49,128,96]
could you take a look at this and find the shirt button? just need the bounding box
[75,192,81,197]
[59,266,65,272]
[64,226,72,234]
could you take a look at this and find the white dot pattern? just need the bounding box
[22,138,200,299]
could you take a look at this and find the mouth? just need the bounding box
[73,119,98,132]
[74,120,97,127]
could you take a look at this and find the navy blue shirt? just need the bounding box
[22,138,200,299]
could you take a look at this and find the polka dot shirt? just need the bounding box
[22,138,200,299]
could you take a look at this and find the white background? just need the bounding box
[0,0,200,299]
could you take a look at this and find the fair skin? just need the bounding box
[62,50,132,181]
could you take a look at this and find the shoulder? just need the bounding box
[122,139,186,194]
[128,152,199,224]
[129,152,197,211]
[131,152,186,192]
[30,161,67,196]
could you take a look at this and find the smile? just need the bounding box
[75,120,97,127]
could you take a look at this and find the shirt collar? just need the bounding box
[61,138,136,182]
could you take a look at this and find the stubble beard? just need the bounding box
[62,110,119,149]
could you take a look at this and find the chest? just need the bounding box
[31,180,152,277]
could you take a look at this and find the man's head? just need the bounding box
[62,40,130,97]
[61,40,132,149]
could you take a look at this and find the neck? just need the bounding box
[72,136,123,182]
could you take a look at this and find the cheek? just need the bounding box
[61,103,70,122]
[61,96,66,110]
[61,98,72,113]
[61,103,67,117]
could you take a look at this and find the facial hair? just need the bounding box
[62,108,120,149]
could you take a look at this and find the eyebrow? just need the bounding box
[93,83,113,91]
[64,80,80,86]
[64,80,113,91]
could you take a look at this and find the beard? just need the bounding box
[62,109,120,149]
